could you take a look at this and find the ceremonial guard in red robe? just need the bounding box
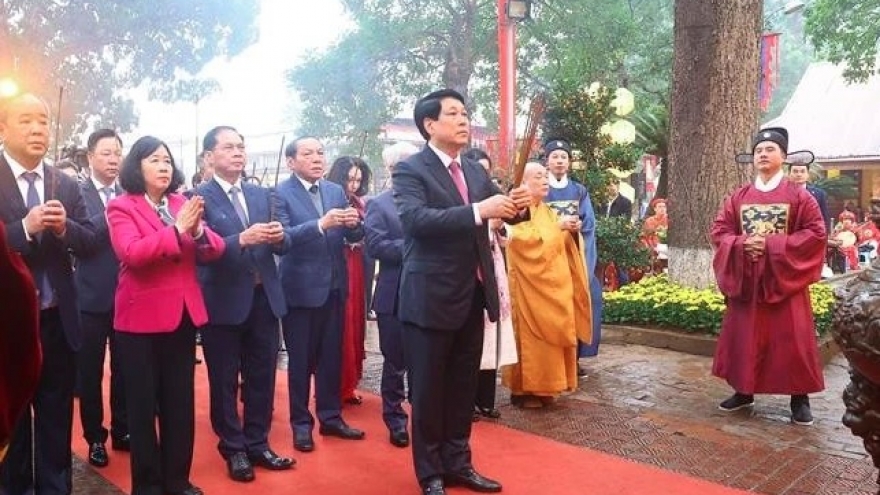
[711,127,826,425]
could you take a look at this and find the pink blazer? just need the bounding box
[107,193,225,333]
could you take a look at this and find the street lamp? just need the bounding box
[506,0,532,21]
[783,1,805,15]
[0,77,19,98]
[498,0,533,171]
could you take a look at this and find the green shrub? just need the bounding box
[603,275,835,336]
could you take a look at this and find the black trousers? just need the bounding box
[78,310,127,445]
[0,308,76,495]
[404,288,485,484]
[475,370,497,410]
[115,318,196,495]
[282,291,344,434]
[202,287,279,458]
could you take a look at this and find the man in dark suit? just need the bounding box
[364,142,419,449]
[788,163,830,232]
[392,89,530,495]
[0,92,96,495]
[274,136,366,453]
[604,181,633,219]
[74,129,129,469]
[196,126,295,482]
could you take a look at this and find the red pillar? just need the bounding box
[497,0,516,171]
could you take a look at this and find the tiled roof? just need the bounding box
[764,61,880,161]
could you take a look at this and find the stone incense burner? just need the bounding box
[832,198,880,492]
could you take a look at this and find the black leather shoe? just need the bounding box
[171,485,204,495]
[475,406,501,419]
[226,451,255,482]
[294,431,315,452]
[421,477,446,495]
[445,468,502,493]
[111,434,130,452]
[389,429,409,448]
[319,423,365,440]
[88,442,109,467]
[249,449,295,470]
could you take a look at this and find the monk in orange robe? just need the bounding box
[0,221,41,462]
[502,162,591,409]
[711,127,826,426]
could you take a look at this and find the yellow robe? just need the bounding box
[503,203,592,397]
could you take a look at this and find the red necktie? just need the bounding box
[449,161,469,203]
[450,161,483,282]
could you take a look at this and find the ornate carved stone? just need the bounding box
[832,197,880,491]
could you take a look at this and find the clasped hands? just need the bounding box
[175,196,206,238]
[239,222,285,247]
[319,207,360,231]
[477,186,531,220]
[743,234,767,260]
[559,215,582,233]
[24,200,68,237]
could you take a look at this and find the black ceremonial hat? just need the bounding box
[751,127,788,154]
[543,138,572,158]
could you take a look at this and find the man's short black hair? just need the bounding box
[86,128,123,152]
[203,126,243,152]
[413,89,466,141]
[119,136,185,195]
[462,148,491,166]
[284,135,321,158]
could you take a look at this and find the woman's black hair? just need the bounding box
[327,156,372,197]
[119,136,185,194]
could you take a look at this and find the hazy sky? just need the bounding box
[125,0,351,168]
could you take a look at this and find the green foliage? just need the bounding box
[813,175,859,201]
[287,0,674,149]
[603,275,836,336]
[595,216,651,270]
[0,0,259,136]
[804,0,880,82]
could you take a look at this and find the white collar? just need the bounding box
[4,151,45,179]
[91,175,117,192]
[548,173,569,189]
[296,174,319,191]
[754,169,785,192]
[427,142,461,169]
[213,175,242,194]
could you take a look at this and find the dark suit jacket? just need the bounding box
[274,176,364,308]
[606,194,633,219]
[197,179,288,325]
[806,184,830,231]
[74,180,120,314]
[392,146,512,330]
[364,190,403,316]
[0,155,96,350]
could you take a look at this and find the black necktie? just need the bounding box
[308,184,323,214]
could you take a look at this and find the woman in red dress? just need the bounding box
[327,156,373,405]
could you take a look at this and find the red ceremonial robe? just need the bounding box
[0,222,41,457]
[711,179,826,395]
[340,196,366,402]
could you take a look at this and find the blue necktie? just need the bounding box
[22,171,55,308]
[308,184,323,214]
[229,186,249,227]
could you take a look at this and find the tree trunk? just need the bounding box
[667,0,761,288]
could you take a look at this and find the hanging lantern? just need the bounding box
[609,119,636,144]
[612,88,635,116]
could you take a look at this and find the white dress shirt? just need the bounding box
[5,151,46,240]
[213,175,250,220]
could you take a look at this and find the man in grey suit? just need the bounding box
[196,126,294,482]
[274,136,366,453]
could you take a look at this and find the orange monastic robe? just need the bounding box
[503,203,591,397]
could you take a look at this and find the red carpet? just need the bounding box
[73,356,750,495]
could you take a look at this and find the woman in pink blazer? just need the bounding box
[107,136,224,495]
